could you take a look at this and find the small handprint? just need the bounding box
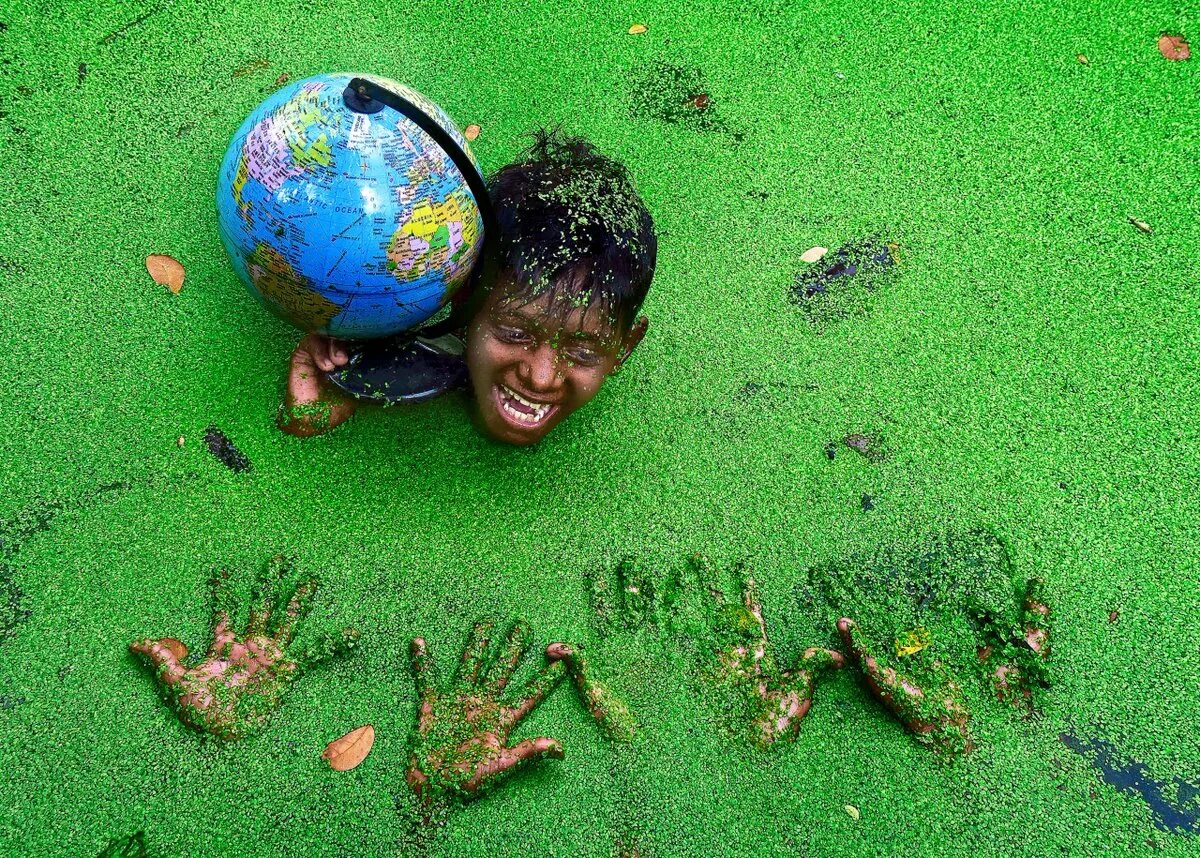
[130,556,359,740]
[588,557,677,636]
[405,619,629,802]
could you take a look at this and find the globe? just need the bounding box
[215,72,486,339]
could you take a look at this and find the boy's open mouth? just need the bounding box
[494,383,558,429]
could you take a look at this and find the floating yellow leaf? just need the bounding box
[894,626,931,657]
[1129,217,1152,235]
[1076,54,1089,65]
[628,24,648,35]
[800,246,828,264]
[464,124,481,141]
[146,254,185,294]
[161,637,188,660]
[844,804,860,820]
[322,724,375,772]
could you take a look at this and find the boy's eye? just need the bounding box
[565,345,601,365]
[496,325,533,344]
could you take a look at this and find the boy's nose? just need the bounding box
[520,344,564,392]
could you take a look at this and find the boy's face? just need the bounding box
[465,272,648,446]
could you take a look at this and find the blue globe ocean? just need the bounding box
[215,72,485,339]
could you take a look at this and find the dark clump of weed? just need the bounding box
[628,59,744,142]
[204,426,252,473]
[791,236,899,331]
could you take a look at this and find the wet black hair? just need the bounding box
[485,126,657,334]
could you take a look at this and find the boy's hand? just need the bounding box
[129,556,359,740]
[975,578,1051,710]
[279,334,356,437]
[405,620,570,801]
[837,617,972,756]
[684,556,844,748]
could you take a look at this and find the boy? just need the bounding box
[278,128,657,446]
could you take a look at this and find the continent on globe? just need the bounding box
[246,243,343,330]
[387,189,479,283]
[234,83,338,227]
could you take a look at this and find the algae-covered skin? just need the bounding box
[805,530,1054,752]
[129,556,359,741]
[837,616,973,756]
[405,619,633,804]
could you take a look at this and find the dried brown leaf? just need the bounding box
[1158,33,1190,61]
[1129,217,1152,235]
[844,804,861,820]
[628,24,648,35]
[800,246,828,263]
[464,124,481,141]
[323,724,375,771]
[274,72,290,87]
[146,254,185,293]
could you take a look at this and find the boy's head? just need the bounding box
[465,128,658,446]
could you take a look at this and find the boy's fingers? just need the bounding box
[801,646,846,672]
[836,618,876,671]
[208,568,236,657]
[329,339,349,366]
[130,639,187,686]
[500,659,566,730]
[272,578,318,645]
[454,620,494,689]
[464,737,563,793]
[410,637,438,733]
[837,617,902,699]
[246,592,272,638]
[485,621,530,694]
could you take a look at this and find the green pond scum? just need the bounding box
[2,0,1199,856]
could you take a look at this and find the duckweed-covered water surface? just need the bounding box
[1,0,1198,855]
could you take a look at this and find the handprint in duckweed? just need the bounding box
[684,556,845,748]
[806,529,1053,756]
[130,556,359,740]
[588,554,845,748]
[404,619,632,804]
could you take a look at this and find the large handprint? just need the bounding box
[836,617,972,756]
[685,557,845,748]
[405,619,628,801]
[130,556,359,740]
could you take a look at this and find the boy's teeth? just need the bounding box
[500,385,550,424]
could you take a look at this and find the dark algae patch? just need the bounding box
[96,832,147,858]
[203,425,252,472]
[627,59,744,142]
[1061,731,1200,834]
[791,236,899,330]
